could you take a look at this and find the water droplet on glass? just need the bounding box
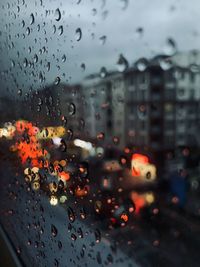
[51,224,58,237]
[26,27,30,35]
[92,8,97,16]
[39,72,44,83]
[135,27,144,38]
[113,136,120,144]
[96,252,102,264]
[189,64,200,73]
[23,58,28,68]
[33,54,38,63]
[68,207,75,223]
[46,62,50,72]
[66,129,73,140]
[55,8,61,21]
[159,57,173,70]
[71,233,77,241]
[137,104,147,119]
[97,132,105,140]
[107,254,113,264]
[54,76,61,85]
[81,63,85,71]
[11,60,15,67]
[136,58,148,71]
[77,227,83,238]
[58,25,63,35]
[119,0,129,10]
[18,89,22,96]
[99,35,106,45]
[75,28,82,41]
[68,103,76,115]
[60,139,67,152]
[58,241,62,250]
[61,54,66,62]
[30,13,35,25]
[94,229,101,243]
[100,67,107,78]
[164,38,177,56]
[80,207,86,219]
[116,54,128,72]
[53,25,56,34]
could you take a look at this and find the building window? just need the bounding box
[189,88,195,99]
[190,72,195,83]
[178,88,185,97]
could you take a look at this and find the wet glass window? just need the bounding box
[0,1,200,267]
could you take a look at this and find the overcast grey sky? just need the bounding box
[0,0,200,95]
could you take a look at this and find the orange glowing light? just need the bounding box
[75,186,89,197]
[130,192,146,214]
[132,153,149,164]
[120,213,129,222]
[58,171,70,181]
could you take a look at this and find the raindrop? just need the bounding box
[68,207,75,223]
[119,0,129,10]
[77,228,83,238]
[54,259,59,267]
[137,104,147,119]
[94,229,101,243]
[61,116,67,126]
[23,58,28,68]
[159,57,173,70]
[96,252,102,264]
[81,63,86,72]
[66,129,73,140]
[135,27,144,38]
[116,54,129,72]
[60,139,67,152]
[53,25,56,33]
[75,28,82,41]
[38,98,42,105]
[58,25,63,35]
[113,136,120,144]
[92,8,97,16]
[58,241,62,250]
[71,233,77,241]
[39,72,44,83]
[21,20,25,28]
[99,35,106,45]
[78,162,88,178]
[146,171,151,179]
[61,54,66,62]
[55,8,61,21]
[189,64,200,73]
[68,103,76,115]
[80,207,86,219]
[46,62,50,72]
[51,224,58,237]
[100,67,107,78]
[97,132,105,140]
[136,58,148,71]
[164,38,177,56]
[11,60,15,67]
[33,54,38,63]
[120,156,127,165]
[26,27,30,35]
[18,89,22,96]
[107,254,113,264]
[30,13,35,25]
[54,76,61,85]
